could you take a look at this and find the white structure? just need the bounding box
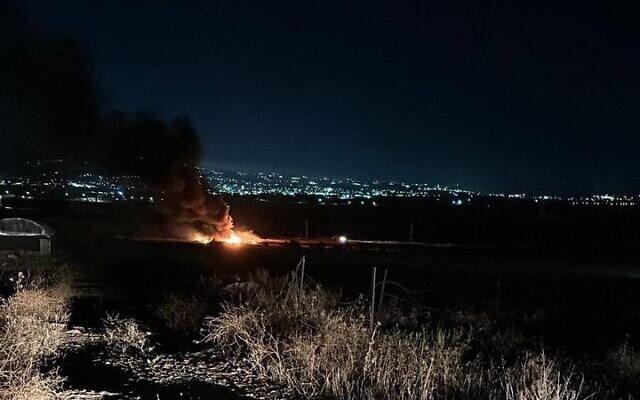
[0,218,53,256]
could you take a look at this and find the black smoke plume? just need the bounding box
[100,112,233,240]
[0,0,232,240]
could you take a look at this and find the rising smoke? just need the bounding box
[0,0,233,241]
[100,112,234,240]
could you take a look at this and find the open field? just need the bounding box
[6,1,640,398]
[2,197,640,398]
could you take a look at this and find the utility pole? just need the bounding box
[409,221,414,242]
[305,218,309,240]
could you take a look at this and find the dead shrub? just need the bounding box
[0,371,65,400]
[0,282,70,400]
[157,294,207,334]
[102,313,152,354]
[204,272,473,399]
[203,270,596,400]
[604,340,640,383]
[503,352,588,400]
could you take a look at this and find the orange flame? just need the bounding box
[190,232,213,244]
[222,231,242,245]
[190,229,260,246]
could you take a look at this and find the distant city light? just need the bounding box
[0,165,638,208]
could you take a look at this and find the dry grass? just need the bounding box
[203,271,595,400]
[103,313,151,354]
[1,288,69,361]
[0,280,70,400]
[503,353,588,400]
[208,307,471,399]
[0,371,66,400]
[604,340,640,383]
[157,293,207,334]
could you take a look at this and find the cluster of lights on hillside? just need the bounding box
[0,163,639,208]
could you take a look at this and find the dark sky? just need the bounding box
[20,0,640,194]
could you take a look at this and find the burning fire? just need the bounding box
[189,229,259,246]
[190,232,212,244]
[222,231,242,245]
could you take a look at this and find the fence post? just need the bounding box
[299,255,306,291]
[370,267,377,328]
[377,268,388,314]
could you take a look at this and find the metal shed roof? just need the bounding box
[0,218,53,237]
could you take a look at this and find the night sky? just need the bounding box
[18,1,640,194]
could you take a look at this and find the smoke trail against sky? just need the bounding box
[0,0,233,240]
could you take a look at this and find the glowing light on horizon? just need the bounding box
[222,231,242,245]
